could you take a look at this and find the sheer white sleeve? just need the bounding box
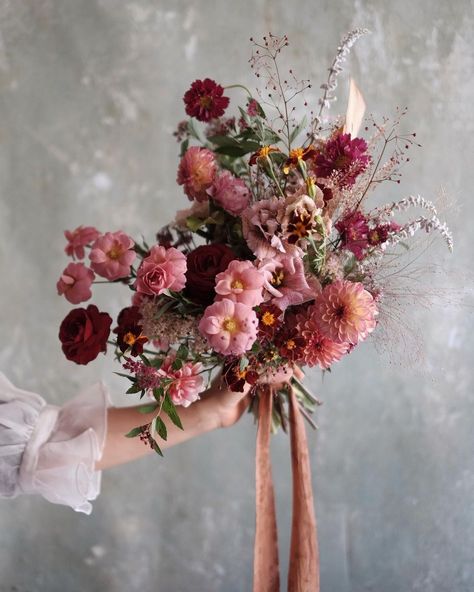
[0,371,110,514]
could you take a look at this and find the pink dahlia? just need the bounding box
[198,298,258,355]
[134,245,187,296]
[335,210,369,260]
[57,262,95,304]
[313,133,370,187]
[64,225,100,260]
[183,78,230,122]
[215,260,265,307]
[89,231,136,280]
[241,197,286,260]
[297,306,349,369]
[314,280,378,345]
[177,146,217,202]
[209,170,250,215]
[159,353,204,408]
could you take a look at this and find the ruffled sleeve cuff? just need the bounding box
[0,372,110,515]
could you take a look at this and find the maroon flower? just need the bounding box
[223,358,259,393]
[185,244,236,305]
[183,78,230,122]
[113,306,148,356]
[274,310,306,363]
[257,303,283,340]
[59,304,112,365]
[313,133,370,187]
[368,222,401,246]
[335,210,370,260]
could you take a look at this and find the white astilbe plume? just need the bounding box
[373,194,439,218]
[313,28,370,130]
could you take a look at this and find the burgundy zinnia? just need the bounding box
[183,78,230,122]
[335,210,370,260]
[313,133,370,187]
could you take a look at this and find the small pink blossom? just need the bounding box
[199,298,258,355]
[134,245,187,296]
[209,171,250,215]
[159,352,204,407]
[215,260,265,306]
[177,146,217,202]
[89,231,136,280]
[64,225,100,260]
[57,262,95,304]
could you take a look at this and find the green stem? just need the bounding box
[224,83,254,98]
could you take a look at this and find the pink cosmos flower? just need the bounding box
[177,146,217,202]
[64,226,100,260]
[314,280,378,345]
[215,260,265,307]
[56,262,95,304]
[209,170,250,215]
[199,298,258,355]
[89,231,136,280]
[335,211,369,260]
[258,254,319,310]
[241,197,286,260]
[159,352,204,408]
[134,245,187,296]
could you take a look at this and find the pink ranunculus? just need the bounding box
[159,352,204,408]
[198,298,258,355]
[89,231,136,280]
[177,146,217,202]
[56,262,95,304]
[134,245,187,296]
[215,260,265,307]
[209,170,250,215]
[64,226,100,260]
[258,254,319,310]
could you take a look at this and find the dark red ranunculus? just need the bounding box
[59,304,112,365]
[185,244,236,305]
[183,78,230,122]
[113,306,148,356]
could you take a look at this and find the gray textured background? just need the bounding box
[0,1,473,591]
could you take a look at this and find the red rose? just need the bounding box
[59,304,112,365]
[185,244,236,305]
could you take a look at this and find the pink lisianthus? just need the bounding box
[199,298,258,355]
[241,197,286,260]
[177,146,217,202]
[159,352,204,408]
[258,254,319,310]
[89,231,136,280]
[314,280,378,345]
[215,260,265,307]
[134,245,187,296]
[64,225,100,260]
[209,171,250,215]
[56,262,95,304]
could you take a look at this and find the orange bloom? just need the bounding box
[283,145,317,175]
[249,145,281,166]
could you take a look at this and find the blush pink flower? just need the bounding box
[56,262,95,304]
[177,146,217,202]
[215,260,265,307]
[159,352,204,408]
[89,231,136,280]
[241,197,286,260]
[314,280,378,345]
[198,298,258,355]
[134,245,187,296]
[209,170,250,215]
[64,225,100,260]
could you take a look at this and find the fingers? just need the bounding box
[293,365,305,381]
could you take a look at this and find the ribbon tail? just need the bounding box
[287,387,320,592]
[253,385,280,592]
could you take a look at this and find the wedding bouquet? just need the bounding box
[56,30,452,590]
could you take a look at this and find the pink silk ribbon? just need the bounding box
[253,385,319,592]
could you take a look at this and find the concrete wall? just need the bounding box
[0,1,473,590]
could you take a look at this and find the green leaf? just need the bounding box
[163,394,183,430]
[171,358,183,371]
[113,372,135,382]
[126,384,142,394]
[176,343,189,360]
[152,440,164,457]
[187,118,201,141]
[154,416,168,441]
[180,138,189,157]
[239,356,249,372]
[289,116,308,145]
[137,403,158,414]
[153,386,165,401]
[186,215,206,232]
[125,426,143,438]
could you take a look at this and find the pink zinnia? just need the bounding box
[199,298,258,355]
[215,260,265,307]
[314,280,378,345]
[159,353,204,408]
[57,262,95,304]
[89,231,136,280]
[335,211,369,260]
[313,133,370,187]
[209,171,250,215]
[64,225,100,260]
[134,245,187,296]
[177,146,217,202]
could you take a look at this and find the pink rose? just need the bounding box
[64,226,100,260]
[209,171,250,215]
[134,245,187,296]
[57,262,95,304]
[89,231,136,280]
